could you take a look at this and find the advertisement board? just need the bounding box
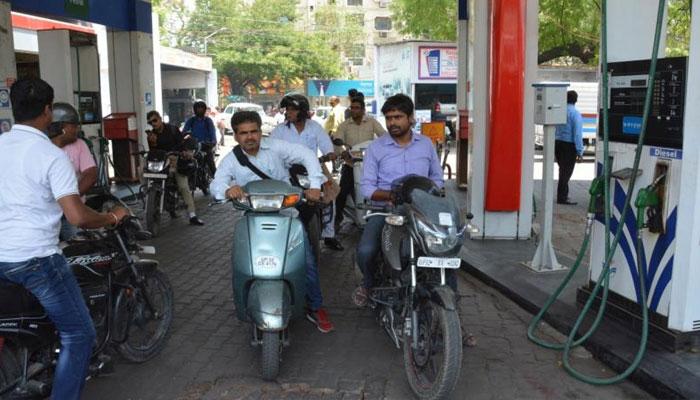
[418,46,458,80]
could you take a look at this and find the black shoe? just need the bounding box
[324,238,344,251]
[189,216,204,225]
[557,199,577,205]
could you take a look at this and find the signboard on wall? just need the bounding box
[307,80,374,97]
[418,46,458,80]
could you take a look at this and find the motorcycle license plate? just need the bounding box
[255,256,280,269]
[143,173,168,179]
[417,257,461,269]
[139,245,156,255]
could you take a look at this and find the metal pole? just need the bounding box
[528,124,563,271]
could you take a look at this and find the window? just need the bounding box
[374,17,392,31]
[347,0,362,6]
[346,45,365,66]
[346,13,364,27]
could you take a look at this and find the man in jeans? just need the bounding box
[0,78,129,399]
[211,110,335,333]
[352,94,444,307]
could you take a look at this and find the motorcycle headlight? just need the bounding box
[416,218,464,255]
[248,195,285,211]
[297,175,311,189]
[147,160,166,172]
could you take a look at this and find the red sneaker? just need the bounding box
[306,308,335,333]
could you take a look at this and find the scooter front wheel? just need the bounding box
[261,331,280,381]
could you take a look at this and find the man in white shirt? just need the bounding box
[211,110,335,333]
[0,78,129,399]
[271,94,343,251]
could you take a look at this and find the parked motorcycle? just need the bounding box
[364,175,467,400]
[221,179,308,381]
[0,214,174,398]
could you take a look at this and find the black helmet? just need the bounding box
[280,94,310,123]
[280,94,310,113]
[49,102,79,138]
[193,99,207,112]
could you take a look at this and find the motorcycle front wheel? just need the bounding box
[118,268,174,363]
[0,341,21,396]
[403,300,462,400]
[145,187,162,238]
[261,331,281,381]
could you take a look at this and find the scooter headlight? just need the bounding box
[147,160,166,172]
[248,195,285,211]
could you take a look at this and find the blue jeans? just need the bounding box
[0,254,96,400]
[60,215,79,241]
[356,215,386,289]
[304,229,323,311]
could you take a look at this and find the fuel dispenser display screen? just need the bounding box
[602,57,687,149]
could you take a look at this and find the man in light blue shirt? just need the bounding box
[554,90,584,205]
[210,111,335,333]
[353,94,444,307]
[270,94,344,251]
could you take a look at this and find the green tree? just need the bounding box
[538,0,600,64]
[153,0,343,95]
[390,0,457,41]
[389,0,601,64]
[667,0,692,56]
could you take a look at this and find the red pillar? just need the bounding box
[484,0,525,211]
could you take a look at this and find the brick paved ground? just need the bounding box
[82,184,650,399]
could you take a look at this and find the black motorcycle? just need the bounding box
[0,216,174,398]
[363,175,468,400]
[189,142,216,196]
[141,150,187,237]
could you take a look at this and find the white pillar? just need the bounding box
[0,0,16,130]
[206,69,218,108]
[670,0,700,332]
[467,0,490,238]
[106,29,156,150]
[38,30,74,104]
[152,11,163,113]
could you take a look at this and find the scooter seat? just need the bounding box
[0,280,45,318]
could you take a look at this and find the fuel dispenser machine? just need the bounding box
[580,56,699,349]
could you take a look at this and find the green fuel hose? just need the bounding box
[527,0,666,385]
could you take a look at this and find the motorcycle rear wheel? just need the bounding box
[145,187,162,238]
[403,301,462,400]
[118,268,174,363]
[261,331,280,381]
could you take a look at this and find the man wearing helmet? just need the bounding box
[271,94,344,251]
[48,102,98,240]
[184,100,217,175]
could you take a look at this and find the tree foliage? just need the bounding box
[538,0,600,64]
[390,0,457,41]
[153,0,345,95]
[667,0,692,57]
